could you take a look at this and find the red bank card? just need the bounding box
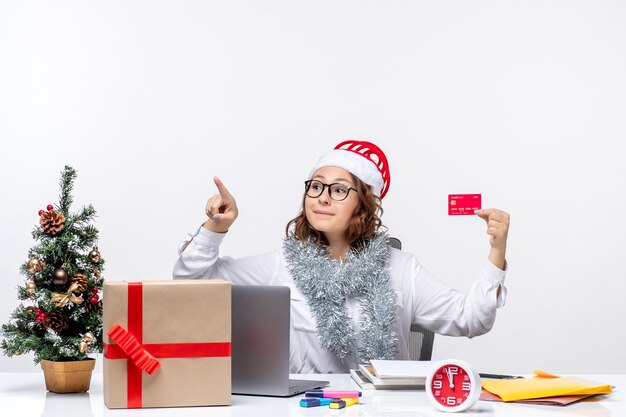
[448,194,481,215]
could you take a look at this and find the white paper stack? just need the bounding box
[350,360,433,390]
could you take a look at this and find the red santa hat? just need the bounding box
[308,140,391,199]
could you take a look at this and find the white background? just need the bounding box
[1,0,625,374]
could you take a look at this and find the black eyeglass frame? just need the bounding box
[304,180,357,202]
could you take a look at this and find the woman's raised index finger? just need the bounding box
[213,176,233,198]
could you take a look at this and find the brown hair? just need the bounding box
[285,173,385,250]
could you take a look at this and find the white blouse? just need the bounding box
[173,227,507,373]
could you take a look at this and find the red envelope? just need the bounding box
[448,194,481,215]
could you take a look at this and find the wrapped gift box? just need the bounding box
[103,280,231,408]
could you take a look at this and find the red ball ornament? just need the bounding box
[35,308,42,315]
[89,295,99,304]
[91,287,99,294]
[38,210,44,216]
[47,204,54,211]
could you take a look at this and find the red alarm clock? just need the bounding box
[426,359,482,412]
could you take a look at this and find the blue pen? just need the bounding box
[300,398,333,408]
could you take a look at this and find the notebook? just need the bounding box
[231,285,328,396]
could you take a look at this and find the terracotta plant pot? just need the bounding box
[40,358,96,393]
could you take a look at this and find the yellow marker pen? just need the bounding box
[329,397,359,409]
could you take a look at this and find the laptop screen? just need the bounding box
[231,285,291,395]
[231,285,328,396]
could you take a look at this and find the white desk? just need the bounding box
[0,372,622,417]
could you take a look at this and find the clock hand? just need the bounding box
[446,368,454,388]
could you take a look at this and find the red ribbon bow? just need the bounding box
[107,323,160,375]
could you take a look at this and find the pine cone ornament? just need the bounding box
[85,300,102,315]
[44,310,69,333]
[70,273,89,293]
[40,210,66,235]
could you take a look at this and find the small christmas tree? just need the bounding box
[1,166,104,363]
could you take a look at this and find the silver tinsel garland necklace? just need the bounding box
[283,233,398,362]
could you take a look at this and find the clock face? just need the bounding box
[426,360,481,412]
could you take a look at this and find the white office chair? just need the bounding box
[388,237,435,361]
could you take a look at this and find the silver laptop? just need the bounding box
[231,285,328,396]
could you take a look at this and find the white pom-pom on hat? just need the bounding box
[308,140,391,199]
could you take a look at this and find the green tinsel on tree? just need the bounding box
[1,166,105,363]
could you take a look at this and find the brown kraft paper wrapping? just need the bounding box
[103,280,231,408]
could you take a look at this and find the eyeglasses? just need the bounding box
[304,180,357,201]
